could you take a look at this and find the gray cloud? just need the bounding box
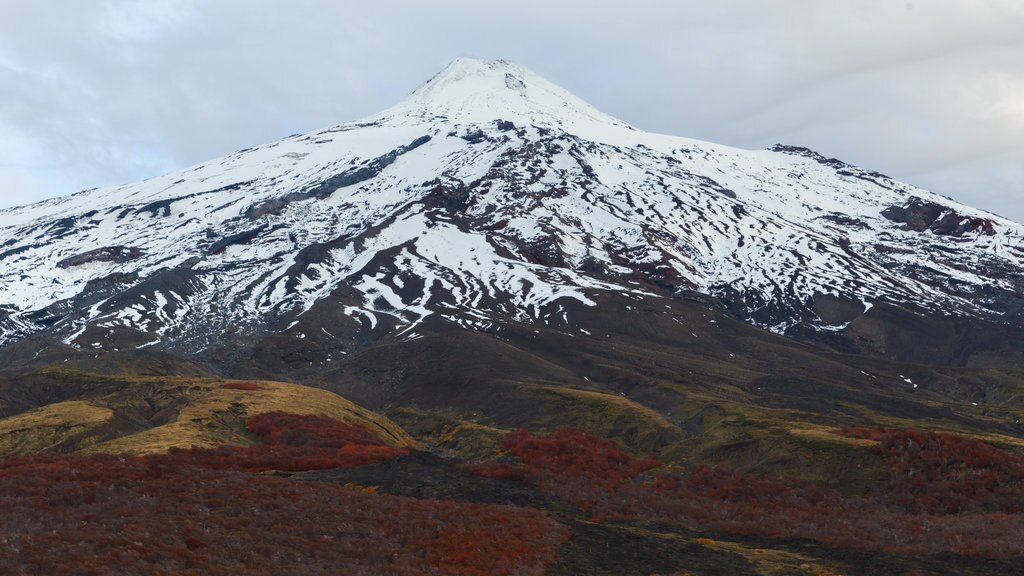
[1,0,1021,221]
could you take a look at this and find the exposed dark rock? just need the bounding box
[245,136,433,220]
[575,255,613,279]
[881,199,945,232]
[244,193,307,220]
[605,238,697,296]
[207,225,269,255]
[57,246,145,269]
[83,272,139,293]
[422,177,474,213]
[768,145,849,170]
[820,213,871,229]
[873,243,915,255]
[503,72,526,91]
[770,144,893,183]
[882,198,996,236]
[44,217,78,240]
[691,172,737,199]
[461,130,487,144]
[20,308,62,328]
[510,236,570,268]
[812,292,866,325]
[306,135,432,200]
[495,119,516,132]
[0,244,38,262]
[137,182,253,219]
[931,211,996,236]
[137,199,176,218]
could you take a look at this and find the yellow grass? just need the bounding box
[0,401,113,456]
[1,367,416,457]
[787,422,1024,451]
[537,385,676,429]
[520,384,680,454]
[85,378,415,455]
[786,424,880,447]
[693,537,847,576]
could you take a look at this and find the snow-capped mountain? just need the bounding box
[1,57,1022,353]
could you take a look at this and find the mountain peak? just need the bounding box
[0,56,1021,361]
[374,57,632,134]
[411,58,531,97]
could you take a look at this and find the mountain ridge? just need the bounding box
[5,58,1024,574]
[0,57,1021,362]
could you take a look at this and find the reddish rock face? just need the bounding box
[882,198,996,237]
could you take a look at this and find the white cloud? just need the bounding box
[98,0,198,42]
[0,0,1021,220]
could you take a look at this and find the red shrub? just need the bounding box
[840,427,1024,514]
[136,412,410,473]
[248,411,387,448]
[468,427,660,492]
[0,456,568,576]
[468,427,1024,559]
[0,412,569,575]
[600,468,1024,558]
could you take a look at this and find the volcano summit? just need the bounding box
[4,58,1024,576]
[1,58,1021,367]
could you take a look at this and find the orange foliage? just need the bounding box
[468,427,660,490]
[248,411,388,448]
[0,413,569,575]
[469,427,1024,559]
[840,427,1024,514]
[0,457,567,575]
[147,411,409,472]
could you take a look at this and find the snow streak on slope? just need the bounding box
[0,58,1021,351]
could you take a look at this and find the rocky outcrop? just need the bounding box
[57,246,144,269]
[244,136,432,220]
[882,198,996,236]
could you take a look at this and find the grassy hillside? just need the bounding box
[0,366,414,457]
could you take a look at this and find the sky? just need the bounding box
[1,0,1022,221]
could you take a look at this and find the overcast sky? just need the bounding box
[1,0,1022,221]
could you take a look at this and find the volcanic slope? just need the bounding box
[0,57,1020,359]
